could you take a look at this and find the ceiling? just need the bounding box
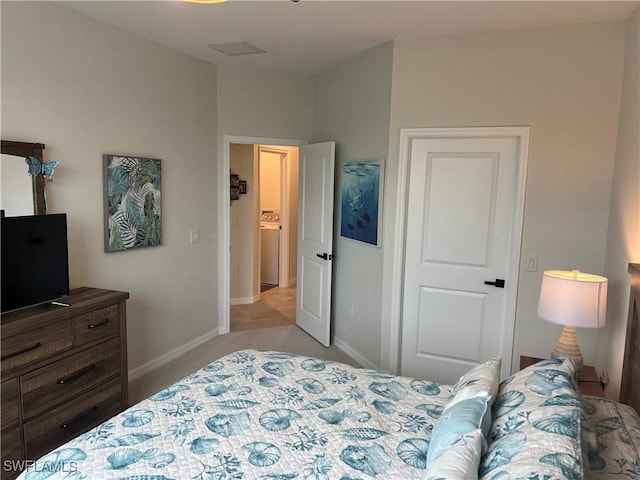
[60,0,638,76]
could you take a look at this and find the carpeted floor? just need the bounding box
[129,324,360,404]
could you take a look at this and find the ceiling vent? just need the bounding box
[207,41,266,56]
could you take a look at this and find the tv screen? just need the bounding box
[1,213,70,314]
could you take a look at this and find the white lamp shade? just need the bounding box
[537,270,607,328]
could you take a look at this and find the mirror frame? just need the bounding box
[1,140,47,215]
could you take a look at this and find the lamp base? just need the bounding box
[551,325,584,373]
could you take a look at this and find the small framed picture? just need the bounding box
[230,174,239,188]
[231,187,240,201]
[239,180,247,194]
[340,159,384,247]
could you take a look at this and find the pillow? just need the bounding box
[427,395,490,466]
[424,429,483,480]
[448,357,501,408]
[479,356,585,480]
[581,395,640,475]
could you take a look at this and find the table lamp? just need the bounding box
[537,269,607,372]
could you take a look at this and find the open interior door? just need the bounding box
[296,142,335,347]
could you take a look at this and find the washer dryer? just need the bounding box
[260,212,280,286]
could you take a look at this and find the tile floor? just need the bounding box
[230,285,296,331]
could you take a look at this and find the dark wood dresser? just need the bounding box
[1,287,129,480]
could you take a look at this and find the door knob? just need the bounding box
[317,253,328,260]
[484,279,505,288]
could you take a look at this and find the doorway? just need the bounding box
[389,127,530,381]
[228,143,299,332]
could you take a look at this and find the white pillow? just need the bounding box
[448,357,502,408]
[479,357,585,480]
[427,396,490,466]
[424,429,483,480]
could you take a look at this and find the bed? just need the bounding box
[15,264,640,480]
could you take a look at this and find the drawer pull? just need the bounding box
[59,405,98,430]
[87,319,109,329]
[57,364,96,385]
[1,342,42,361]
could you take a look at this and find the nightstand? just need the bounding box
[519,355,605,397]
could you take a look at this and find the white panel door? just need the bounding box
[296,142,335,347]
[401,136,520,382]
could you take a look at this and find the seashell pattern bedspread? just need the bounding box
[18,350,453,480]
[583,395,640,479]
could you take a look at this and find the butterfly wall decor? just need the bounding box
[25,156,60,180]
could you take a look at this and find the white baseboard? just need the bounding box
[332,336,378,370]
[230,295,259,305]
[128,328,219,381]
[278,277,296,288]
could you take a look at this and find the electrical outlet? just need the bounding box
[231,265,239,277]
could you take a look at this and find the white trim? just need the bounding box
[128,328,219,381]
[389,126,530,379]
[279,150,290,288]
[333,336,378,370]
[230,295,260,306]
[220,136,307,336]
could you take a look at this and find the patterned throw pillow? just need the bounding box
[424,428,484,480]
[479,357,585,480]
[448,357,502,408]
[427,396,490,466]
[582,395,640,477]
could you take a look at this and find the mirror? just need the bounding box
[0,140,46,216]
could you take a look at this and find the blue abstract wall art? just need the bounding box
[104,154,162,252]
[340,159,384,247]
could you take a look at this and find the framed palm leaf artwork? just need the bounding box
[103,154,162,252]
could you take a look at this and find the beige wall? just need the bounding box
[314,42,394,367]
[217,66,314,146]
[601,6,640,399]
[382,22,627,373]
[1,2,218,373]
[260,151,281,214]
[287,149,300,285]
[230,144,256,302]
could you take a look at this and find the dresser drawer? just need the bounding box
[1,319,72,375]
[23,378,122,460]
[20,338,121,420]
[1,427,23,480]
[73,304,119,346]
[1,379,19,432]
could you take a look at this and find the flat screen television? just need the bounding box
[1,213,70,314]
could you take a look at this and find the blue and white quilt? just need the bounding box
[583,395,640,479]
[19,350,453,480]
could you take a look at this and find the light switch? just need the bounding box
[190,230,200,244]
[526,255,538,272]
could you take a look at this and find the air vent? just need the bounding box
[207,41,266,56]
